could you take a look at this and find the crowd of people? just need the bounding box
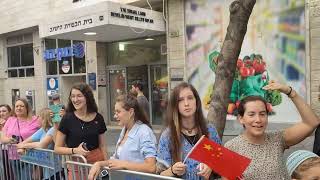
[0,80,320,180]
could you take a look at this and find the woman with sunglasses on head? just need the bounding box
[223,81,320,180]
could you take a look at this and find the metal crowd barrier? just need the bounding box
[0,143,12,180]
[20,147,65,180]
[1,143,182,180]
[0,143,66,180]
[0,143,87,180]
[65,160,181,180]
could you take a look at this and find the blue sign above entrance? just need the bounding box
[44,42,85,61]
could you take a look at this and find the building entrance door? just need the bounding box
[107,68,126,123]
[107,65,149,124]
[107,64,167,126]
[126,65,149,100]
[150,64,168,125]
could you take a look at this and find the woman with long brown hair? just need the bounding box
[88,94,157,180]
[54,83,107,179]
[156,82,221,180]
[54,83,107,159]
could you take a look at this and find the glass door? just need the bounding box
[126,65,149,99]
[107,68,126,123]
[126,65,150,119]
[150,64,168,125]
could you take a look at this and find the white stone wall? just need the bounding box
[0,37,5,102]
[167,0,186,90]
[309,0,320,115]
[0,0,50,34]
[0,80,4,103]
[97,43,108,121]
[0,30,47,112]
[85,41,99,102]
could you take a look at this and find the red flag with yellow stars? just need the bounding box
[186,135,251,180]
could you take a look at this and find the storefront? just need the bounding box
[44,39,87,105]
[39,1,167,125]
[103,36,167,125]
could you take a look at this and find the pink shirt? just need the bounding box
[3,116,40,159]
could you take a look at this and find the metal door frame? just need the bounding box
[106,63,167,126]
[106,66,127,125]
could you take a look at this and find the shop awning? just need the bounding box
[39,1,165,42]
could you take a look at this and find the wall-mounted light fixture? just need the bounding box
[84,32,97,36]
[119,43,125,51]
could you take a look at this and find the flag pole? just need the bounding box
[183,135,205,164]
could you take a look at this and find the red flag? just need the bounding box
[186,135,251,180]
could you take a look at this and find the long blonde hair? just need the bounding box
[39,108,52,131]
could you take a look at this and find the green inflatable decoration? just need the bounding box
[207,51,282,115]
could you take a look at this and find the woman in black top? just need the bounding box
[54,83,107,163]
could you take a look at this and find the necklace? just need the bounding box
[80,120,85,130]
[182,127,196,135]
[77,116,87,130]
[75,112,89,130]
[186,129,193,134]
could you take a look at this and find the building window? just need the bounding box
[45,39,86,75]
[73,40,86,73]
[7,33,34,78]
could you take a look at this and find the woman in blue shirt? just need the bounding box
[88,94,157,180]
[156,82,221,180]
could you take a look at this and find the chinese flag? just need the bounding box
[186,135,251,180]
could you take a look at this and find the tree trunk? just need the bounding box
[207,0,256,138]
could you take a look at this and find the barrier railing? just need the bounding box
[20,147,64,180]
[0,143,67,180]
[1,143,181,180]
[0,143,87,180]
[0,143,12,180]
[65,160,181,180]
